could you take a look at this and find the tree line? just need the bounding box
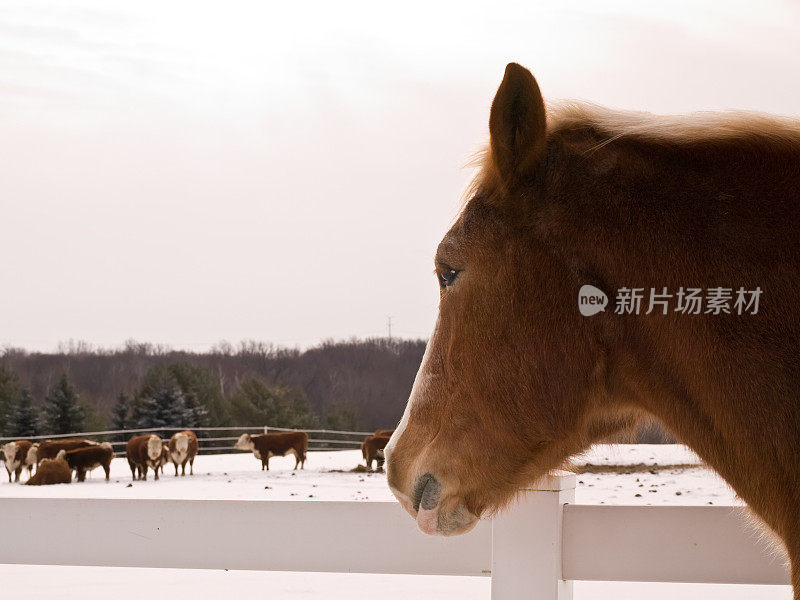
[0,338,426,436]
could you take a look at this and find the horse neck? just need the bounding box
[550,138,800,539]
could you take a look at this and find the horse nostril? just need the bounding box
[412,473,441,512]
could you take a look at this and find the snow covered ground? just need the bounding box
[0,445,790,599]
[0,443,739,506]
[0,448,397,502]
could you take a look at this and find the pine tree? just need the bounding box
[0,363,21,435]
[135,373,193,434]
[230,379,316,429]
[273,385,315,429]
[322,403,358,431]
[110,392,130,441]
[159,362,220,427]
[40,373,85,435]
[182,392,208,429]
[136,364,215,434]
[111,393,129,429]
[6,389,38,437]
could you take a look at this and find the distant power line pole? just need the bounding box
[386,316,392,341]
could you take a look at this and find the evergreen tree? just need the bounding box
[159,362,220,427]
[80,400,106,432]
[6,389,38,437]
[182,391,208,430]
[230,379,315,429]
[137,363,217,431]
[110,392,130,441]
[135,384,182,430]
[135,371,203,434]
[111,393,129,429]
[273,385,315,428]
[40,373,85,435]
[0,363,21,435]
[322,402,359,431]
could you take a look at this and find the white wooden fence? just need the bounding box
[0,473,789,598]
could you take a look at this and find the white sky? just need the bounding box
[1,0,799,351]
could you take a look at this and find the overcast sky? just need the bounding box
[1,0,799,352]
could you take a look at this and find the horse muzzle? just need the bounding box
[389,472,479,536]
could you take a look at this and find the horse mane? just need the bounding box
[549,101,800,148]
[467,102,800,200]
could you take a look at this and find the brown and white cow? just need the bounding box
[234,432,308,470]
[374,429,395,438]
[361,435,390,471]
[26,450,72,485]
[169,430,198,476]
[64,442,114,482]
[2,440,35,482]
[36,438,97,466]
[126,434,164,481]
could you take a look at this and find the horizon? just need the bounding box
[0,334,428,356]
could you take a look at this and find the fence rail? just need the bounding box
[0,425,378,456]
[562,504,789,585]
[0,472,789,598]
[0,425,376,441]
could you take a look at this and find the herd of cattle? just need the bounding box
[0,430,200,485]
[0,429,394,486]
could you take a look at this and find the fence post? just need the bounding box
[491,471,576,600]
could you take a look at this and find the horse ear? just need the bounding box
[489,63,547,191]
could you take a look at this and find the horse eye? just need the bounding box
[438,268,460,288]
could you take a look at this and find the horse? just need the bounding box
[384,63,800,596]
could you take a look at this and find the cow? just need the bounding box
[374,429,395,437]
[158,442,169,477]
[26,450,72,485]
[36,438,97,465]
[64,442,114,482]
[234,432,308,470]
[26,443,39,472]
[2,440,35,482]
[168,430,198,476]
[126,434,164,481]
[361,435,390,471]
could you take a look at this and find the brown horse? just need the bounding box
[385,63,800,594]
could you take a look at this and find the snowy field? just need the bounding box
[0,443,741,506]
[0,445,790,599]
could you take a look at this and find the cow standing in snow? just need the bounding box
[361,435,390,471]
[2,440,35,482]
[168,430,198,476]
[64,442,114,482]
[234,432,308,470]
[126,434,164,481]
